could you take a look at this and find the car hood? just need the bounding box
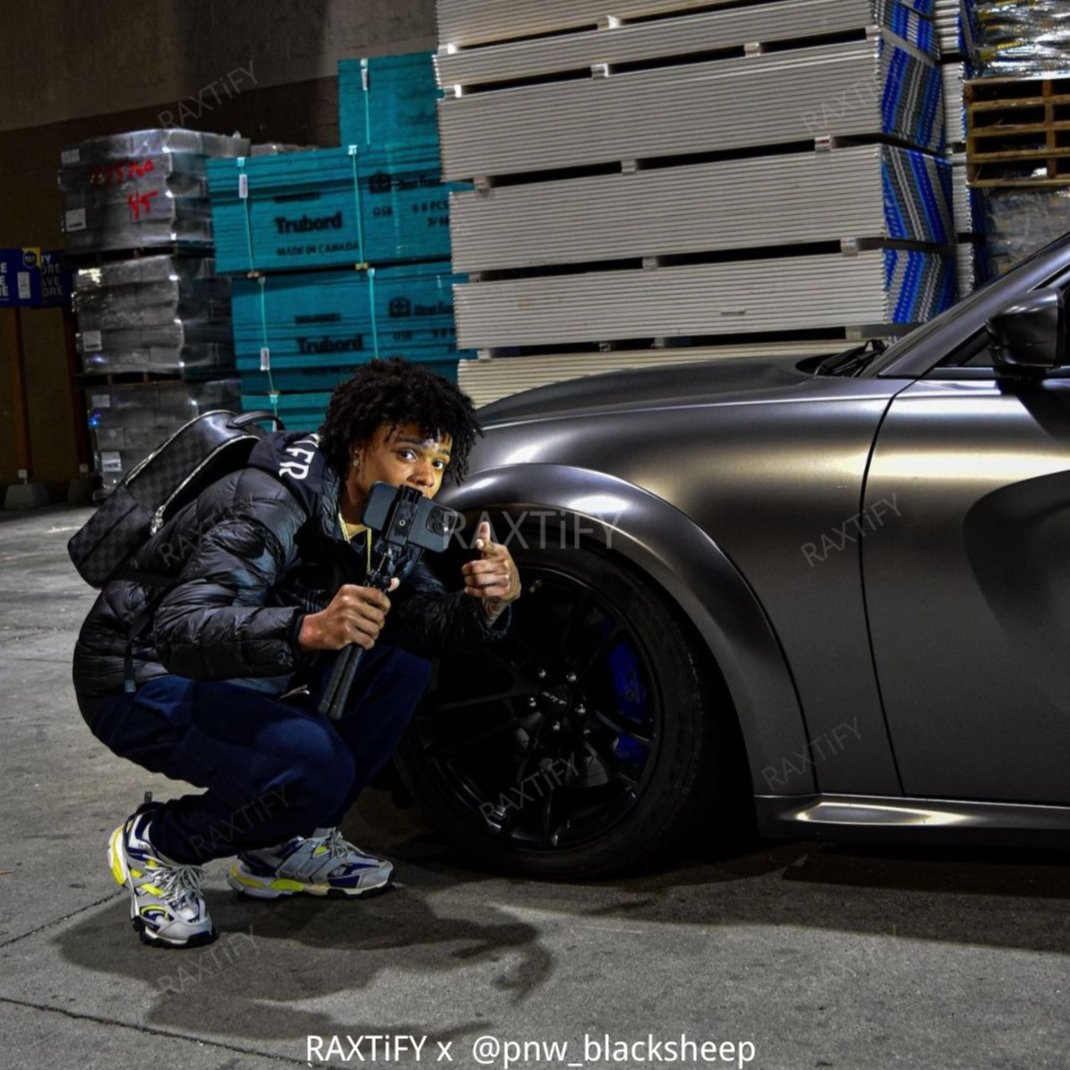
[477,352,820,426]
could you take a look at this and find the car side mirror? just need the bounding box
[988,288,1068,373]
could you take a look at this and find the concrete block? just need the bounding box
[4,481,49,509]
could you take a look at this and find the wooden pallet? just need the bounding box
[61,243,212,269]
[966,76,1070,187]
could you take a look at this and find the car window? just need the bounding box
[871,235,1070,378]
[928,330,999,375]
[924,270,1070,380]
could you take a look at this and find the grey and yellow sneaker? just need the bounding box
[227,828,393,899]
[108,800,216,948]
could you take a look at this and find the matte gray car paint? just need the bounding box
[437,234,1070,842]
[446,375,907,800]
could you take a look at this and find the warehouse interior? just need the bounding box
[3,3,1070,1067]
[0,0,437,500]
[4,0,1066,507]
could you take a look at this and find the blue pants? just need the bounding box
[81,644,431,864]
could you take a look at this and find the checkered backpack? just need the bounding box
[68,410,280,589]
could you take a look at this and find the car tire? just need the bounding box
[396,538,744,879]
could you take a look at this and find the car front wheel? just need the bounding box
[396,539,741,879]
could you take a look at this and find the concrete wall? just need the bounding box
[0,0,438,134]
[0,0,438,498]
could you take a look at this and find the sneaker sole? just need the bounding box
[108,825,218,950]
[132,915,219,949]
[226,866,393,900]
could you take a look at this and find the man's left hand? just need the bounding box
[462,520,521,625]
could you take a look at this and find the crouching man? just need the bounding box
[73,358,520,948]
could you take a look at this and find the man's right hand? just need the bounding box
[297,582,396,652]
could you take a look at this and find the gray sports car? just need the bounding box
[396,233,1070,879]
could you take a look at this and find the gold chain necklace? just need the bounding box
[339,509,372,575]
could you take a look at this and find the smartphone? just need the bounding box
[362,482,463,554]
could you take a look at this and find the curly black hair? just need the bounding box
[319,358,483,481]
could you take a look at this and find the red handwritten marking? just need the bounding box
[88,159,158,188]
[127,189,159,221]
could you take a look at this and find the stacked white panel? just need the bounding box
[934,0,963,58]
[456,252,947,349]
[440,0,777,49]
[451,146,950,273]
[439,0,931,89]
[439,35,939,182]
[942,62,967,149]
[436,0,951,389]
[437,0,933,48]
[956,239,980,298]
[935,1,982,295]
[948,152,981,237]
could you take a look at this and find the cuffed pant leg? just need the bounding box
[84,676,357,863]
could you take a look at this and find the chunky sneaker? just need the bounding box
[227,828,393,899]
[108,799,216,949]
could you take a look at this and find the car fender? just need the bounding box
[442,462,813,793]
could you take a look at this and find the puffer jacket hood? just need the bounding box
[245,430,327,523]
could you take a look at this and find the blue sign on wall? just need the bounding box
[0,248,71,308]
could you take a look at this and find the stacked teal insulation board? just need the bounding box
[204,51,467,429]
[232,263,464,394]
[207,143,456,273]
[339,54,441,149]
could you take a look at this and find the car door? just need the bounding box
[862,322,1070,804]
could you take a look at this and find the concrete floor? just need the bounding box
[2,504,1069,1070]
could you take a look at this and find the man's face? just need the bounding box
[350,421,453,505]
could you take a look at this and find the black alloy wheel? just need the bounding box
[396,538,734,879]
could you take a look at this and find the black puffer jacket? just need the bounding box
[73,430,507,701]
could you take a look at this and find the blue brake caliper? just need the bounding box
[608,641,649,765]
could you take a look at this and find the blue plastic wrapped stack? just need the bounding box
[86,378,241,494]
[73,256,234,377]
[207,53,470,430]
[966,0,1070,78]
[957,0,1070,278]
